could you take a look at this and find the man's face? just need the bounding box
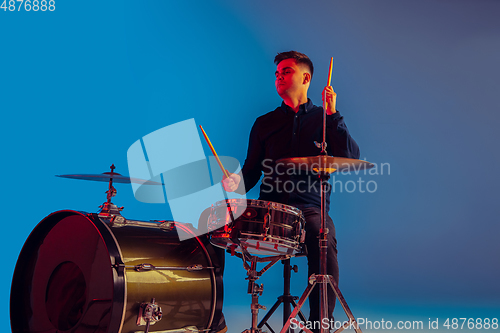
[275,58,309,99]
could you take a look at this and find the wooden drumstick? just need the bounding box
[325,57,334,111]
[199,125,230,178]
[327,57,333,86]
[199,125,236,223]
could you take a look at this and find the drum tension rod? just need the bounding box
[133,325,203,333]
[132,263,213,272]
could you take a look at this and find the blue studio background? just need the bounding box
[2,1,499,332]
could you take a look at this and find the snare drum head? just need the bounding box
[11,210,223,333]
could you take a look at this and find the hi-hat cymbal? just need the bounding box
[56,172,163,185]
[276,156,374,173]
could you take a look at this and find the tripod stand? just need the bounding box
[257,259,308,333]
[271,165,367,333]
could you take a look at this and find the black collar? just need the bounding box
[280,98,313,115]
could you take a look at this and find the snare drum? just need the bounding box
[10,210,223,333]
[208,199,305,256]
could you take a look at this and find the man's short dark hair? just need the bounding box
[274,51,314,78]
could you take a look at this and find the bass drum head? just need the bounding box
[10,210,223,333]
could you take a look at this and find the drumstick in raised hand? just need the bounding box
[324,57,334,111]
[199,125,230,179]
[327,57,333,86]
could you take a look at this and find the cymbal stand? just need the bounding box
[279,172,362,333]
[257,258,308,333]
[98,164,124,218]
[279,90,362,333]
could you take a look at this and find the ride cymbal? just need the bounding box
[276,156,374,173]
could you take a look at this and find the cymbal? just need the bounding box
[276,156,374,173]
[56,172,163,185]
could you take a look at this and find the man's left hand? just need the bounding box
[322,86,337,115]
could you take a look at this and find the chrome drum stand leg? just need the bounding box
[257,259,308,333]
[243,259,266,333]
[235,246,284,333]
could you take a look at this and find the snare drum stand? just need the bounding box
[257,258,308,333]
[232,243,286,333]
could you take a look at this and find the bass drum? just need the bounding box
[11,210,223,333]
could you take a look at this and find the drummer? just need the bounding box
[222,51,360,332]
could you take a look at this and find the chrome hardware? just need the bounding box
[186,264,202,272]
[133,326,199,333]
[133,263,212,272]
[134,263,154,272]
[159,221,175,231]
[137,298,162,333]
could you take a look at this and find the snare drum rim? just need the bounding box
[213,198,304,218]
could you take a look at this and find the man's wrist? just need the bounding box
[327,110,341,118]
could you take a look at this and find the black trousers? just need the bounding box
[302,206,339,324]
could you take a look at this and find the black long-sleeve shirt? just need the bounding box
[236,99,360,212]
